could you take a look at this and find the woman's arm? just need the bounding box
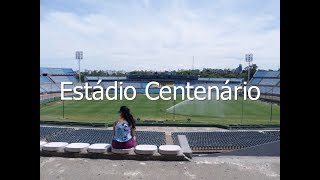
[131,126,136,140]
[112,120,117,136]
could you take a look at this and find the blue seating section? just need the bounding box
[63,68,74,75]
[251,86,280,95]
[262,131,280,138]
[41,68,74,75]
[253,70,279,78]
[50,76,73,83]
[171,131,280,150]
[40,84,60,92]
[40,126,73,140]
[68,76,77,82]
[40,126,166,147]
[265,71,280,78]
[40,67,78,93]
[40,76,52,83]
[259,78,280,86]
[40,87,45,93]
[250,70,280,96]
[253,71,268,77]
[250,78,262,85]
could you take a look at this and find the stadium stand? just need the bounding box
[40,84,61,92]
[259,78,280,86]
[40,76,52,83]
[85,75,243,94]
[249,70,280,97]
[40,67,78,94]
[49,76,72,83]
[41,126,279,152]
[262,130,280,138]
[127,74,198,81]
[171,131,280,151]
[122,82,142,88]
[40,87,46,93]
[41,67,74,75]
[40,126,166,147]
[68,76,77,82]
[249,78,262,85]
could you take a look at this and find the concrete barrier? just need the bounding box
[40,142,189,161]
[177,135,192,158]
[65,143,90,153]
[87,143,111,153]
[40,141,47,150]
[159,145,181,155]
[42,142,69,152]
[134,145,158,155]
[40,150,188,161]
[111,147,134,154]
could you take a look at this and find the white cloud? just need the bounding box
[40,0,280,71]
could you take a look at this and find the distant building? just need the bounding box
[234,64,242,74]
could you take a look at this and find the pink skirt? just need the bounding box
[112,138,136,149]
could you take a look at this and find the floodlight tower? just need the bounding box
[245,53,253,81]
[75,51,83,83]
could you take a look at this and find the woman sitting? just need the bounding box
[111,106,136,149]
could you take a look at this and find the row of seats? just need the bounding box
[262,130,280,138]
[250,86,280,95]
[250,78,280,86]
[40,76,77,84]
[40,76,52,83]
[253,70,280,78]
[40,126,166,147]
[40,82,83,93]
[40,84,60,92]
[49,76,74,83]
[40,68,74,75]
[40,141,181,155]
[85,81,239,91]
[171,131,280,150]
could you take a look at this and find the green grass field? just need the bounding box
[40,94,280,125]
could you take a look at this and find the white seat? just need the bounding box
[134,145,158,155]
[111,147,134,154]
[65,143,90,152]
[87,143,111,153]
[40,141,47,150]
[42,142,69,152]
[159,145,181,155]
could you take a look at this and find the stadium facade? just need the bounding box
[40,67,280,98]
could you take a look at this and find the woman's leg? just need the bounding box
[112,140,125,149]
[112,138,136,149]
[124,138,136,148]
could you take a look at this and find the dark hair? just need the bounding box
[118,106,135,129]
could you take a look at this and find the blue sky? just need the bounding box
[40,0,280,71]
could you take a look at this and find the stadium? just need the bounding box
[40,0,280,178]
[40,67,280,127]
[40,67,280,155]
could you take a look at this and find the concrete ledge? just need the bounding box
[134,145,158,155]
[159,145,181,155]
[177,135,192,158]
[111,147,134,154]
[87,143,111,153]
[40,150,189,161]
[40,141,47,150]
[65,143,90,153]
[42,142,69,152]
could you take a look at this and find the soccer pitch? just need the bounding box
[40,94,280,125]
